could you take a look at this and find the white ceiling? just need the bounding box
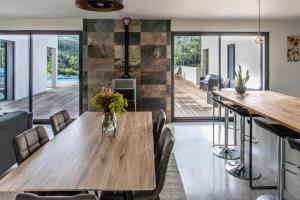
[0,0,300,20]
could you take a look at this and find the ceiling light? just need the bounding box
[255,0,264,44]
[75,0,124,12]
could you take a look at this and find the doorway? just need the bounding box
[227,44,235,88]
[203,49,209,75]
[0,40,14,101]
[0,41,7,101]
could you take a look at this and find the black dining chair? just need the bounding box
[50,110,74,136]
[13,126,83,197]
[13,126,50,165]
[153,110,166,152]
[100,127,175,200]
[16,193,97,200]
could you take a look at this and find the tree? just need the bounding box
[175,36,202,67]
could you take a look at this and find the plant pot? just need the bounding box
[101,112,117,137]
[235,86,247,95]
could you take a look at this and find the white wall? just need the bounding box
[32,35,58,95]
[172,19,300,97]
[201,36,219,76]
[0,34,59,100]
[0,35,29,100]
[221,36,261,89]
[179,66,201,84]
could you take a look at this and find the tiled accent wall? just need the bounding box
[82,19,171,122]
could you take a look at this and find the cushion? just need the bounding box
[204,75,211,81]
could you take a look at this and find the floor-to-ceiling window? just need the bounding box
[32,34,80,121]
[0,31,81,123]
[172,32,268,121]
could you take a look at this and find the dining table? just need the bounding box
[213,90,300,189]
[0,112,156,200]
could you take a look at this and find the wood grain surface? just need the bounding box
[213,90,300,133]
[0,112,155,192]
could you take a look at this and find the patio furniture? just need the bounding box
[199,74,219,91]
[0,111,32,175]
[175,67,183,79]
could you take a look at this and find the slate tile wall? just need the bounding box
[83,19,171,122]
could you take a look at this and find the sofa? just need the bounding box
[200,74,219,91]
[0,111,33,175]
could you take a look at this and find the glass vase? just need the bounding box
[101,112,117,137]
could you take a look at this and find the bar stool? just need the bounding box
[224,104,261,180]
[211,97,240,160]
[254,118,300,200]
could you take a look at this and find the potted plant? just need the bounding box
[91,85,128,137]
[235,65,250,95]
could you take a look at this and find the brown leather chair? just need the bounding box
[16,193,97,200]
[153,110,166,153]
[50,110,73,136]
[13,126,50,165]
[100,127,175,200]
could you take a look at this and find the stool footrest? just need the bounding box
[245,135,259,144]
[285,161,300,177]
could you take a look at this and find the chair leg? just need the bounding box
[94,191,99,198]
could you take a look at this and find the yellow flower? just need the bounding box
[288,48,299,61]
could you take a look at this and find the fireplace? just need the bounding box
[112,79,136,111]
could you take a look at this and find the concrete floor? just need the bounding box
[173,122,280,200]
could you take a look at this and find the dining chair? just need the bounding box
[100,127,175,200]
[13,126,82,197]
[16,193,97,200]
[13,126,50,165]
[50,110,73,136]
[153,110,166,152]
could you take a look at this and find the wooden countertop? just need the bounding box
[213,90,300,133]
[0,112,155,192]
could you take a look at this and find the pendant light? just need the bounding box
[75,0,124,12]
[255,0,264,44]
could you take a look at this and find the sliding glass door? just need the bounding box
[173,35,220,119]
[172,32,268,121]
[32,34,80,121]
[0,31,81,123]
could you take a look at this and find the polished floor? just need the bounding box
[0,86,79,119]
[174,79,213,118]
[173,122,280,200]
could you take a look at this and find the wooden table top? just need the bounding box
[0,112,155,192]
[213,90,300,133]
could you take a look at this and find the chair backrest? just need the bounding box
[153,110,166,151]
[153,127,175,198]
[16,193,97,200]
[287,138,300,152]
[13,126,50,165]
[50,110,72,136]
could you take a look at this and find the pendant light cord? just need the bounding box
[258,0,261,34]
